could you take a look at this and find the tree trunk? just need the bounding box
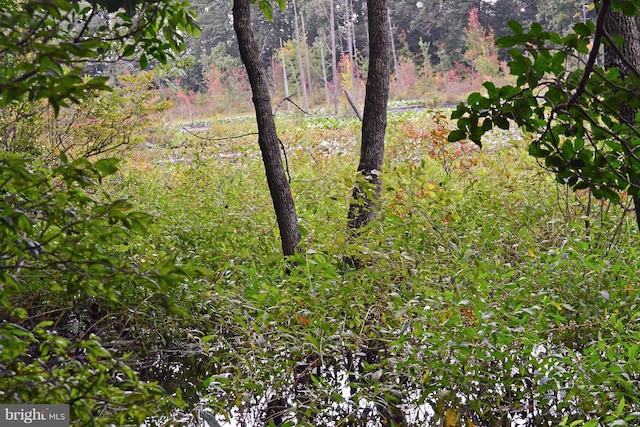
[388,9,401,93]
[300,10,314,102]
[292,0,309,111]
[349,0,360,100]
[280,38,291,112]
[603,4,640,229]
[343,0,357,98]
[320,29,331,106]
[330,0,339,114]
[233,0,302,256]
[347,0,390,230]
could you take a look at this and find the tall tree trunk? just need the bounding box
[603,4,640,229]
[233,0,302,256]
[300,10,314,102]
[347,0,390,230]
[388,9,401,93]
[348,0,359,100]
[292,0,309,111]
[280,38,291,112]
[343,0,357,98]
[320,28,331,106]
[330,0,339,114]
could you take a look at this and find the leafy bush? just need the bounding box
[0,154,191,423]
[41,72,174,162]
[0,0,199,422]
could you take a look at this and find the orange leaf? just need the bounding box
[298,316,309,327]
[461,307,475,320]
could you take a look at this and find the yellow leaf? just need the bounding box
[625,283,634,297]
[526,247,537,258]
[440,308,451,323]
[549,301,563,312]
[444,408,459,427]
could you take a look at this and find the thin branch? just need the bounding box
[608,196,634,251]
[587,55,640,94]
[278,138,292,183]
[553,0,610,113]
[74,6,97,43]
[274,96,310,115]
[293,358,320,387]
[571,101,640,169]
[273,96,290,115]
[601,31,640,80]
[343,89,363,122]
[180,126,258,141]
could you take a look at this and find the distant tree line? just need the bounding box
[172,0,593,100]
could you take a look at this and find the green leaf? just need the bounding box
[549,32,563,44]
[494,115,510,130]
[110,198,134,212]
[619,0,638,16]
[466,92,479,105]
[258,0,273,20]
[508,20,523,34]
[127,212,153,233]
[50,99,60,117]
[1,323,34,338]
[610,34,625,47]
[36,321,54,329]
[448,129,467,143]
[122,44,136,57]
[603,187,621,203]
[482,81,497,97]
[530,22,543,36]
[529,141,549,158]
[616,396,625,416]
[94,158,120,176]
[39,55,64,77]
[573,181,590,190]
[82,340,112,358]
[573,23,592,37]
[496,36,515,48]
[450,104,467,120]
[86,76,110,90]
[140,53,148,70]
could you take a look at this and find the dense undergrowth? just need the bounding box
[2,97,638,425]
[108,109,639,426]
